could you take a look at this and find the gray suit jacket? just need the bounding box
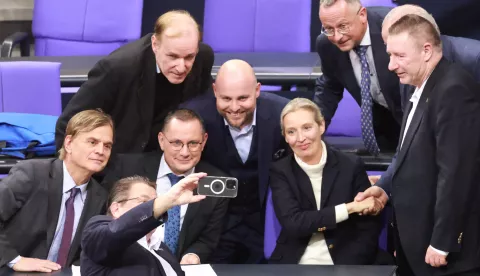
[0,159,108,267]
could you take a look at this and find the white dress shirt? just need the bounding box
[349,24,388,108]
[295,141,349,264]
[137,233,177,276]
[154,154,194,245]
[224,109,257,163]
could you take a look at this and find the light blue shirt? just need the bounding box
[224,109,257,163]
[8,163,88,267]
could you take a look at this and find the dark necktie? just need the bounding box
[164,173,184,254]
[354,45,380,156]
[56,187,80,267]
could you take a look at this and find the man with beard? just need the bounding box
[181,59,288,264]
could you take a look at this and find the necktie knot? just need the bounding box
[354,45,368,56]
[68,187,80,201]
[167,173,184,186]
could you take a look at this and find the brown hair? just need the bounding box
[153,10,201,41]
[58,109,114,160]
[388,14,442,49]
[280,98,325,136]
[107,176,156,216]
[162,108,206,133]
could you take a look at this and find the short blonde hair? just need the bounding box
[280,98,325,136]
[389,14,442,50]
[154,10,201,41]
[59,109,114,160]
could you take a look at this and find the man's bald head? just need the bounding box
[213,60,260,129]
[382,4,440,42]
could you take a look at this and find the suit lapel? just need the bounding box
[67,179,106,264]
[156,242,185,276]
[46,159,64,249]
[320,147,339,209]
[136,48,156,137]
[256,97,274,206]
[393,59,448,174]
[292,158,317,209]
[176,163,204,258]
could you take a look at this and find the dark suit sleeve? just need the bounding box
[0,163,35,267]
[55,59,118,150]
[375,153,396,196]
[182,198,228,262]
[81,200,163,264]
[269,164,337,238]
[430,82,480,253]
[313,37,345,127]
[345,158,382,264]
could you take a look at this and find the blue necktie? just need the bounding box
[354,45,380,156]
[164,173,183,254]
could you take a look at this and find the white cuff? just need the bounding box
[8,256,21,268]
[431,246,449,256]
[335,203,349,223]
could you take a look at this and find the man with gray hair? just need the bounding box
[314,0,402,157]
[357,14,480,275]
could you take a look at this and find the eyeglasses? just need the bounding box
[163,135,204,152]
[321,6,362,37]
[117,197,151,204]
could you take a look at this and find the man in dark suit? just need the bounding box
[102,109,228,264]
[315,0,402,155]
[0,110,111,273]
[56,10,214,155]
[357,15,480,275]
[394,0,480,40]
[81,174,207,276]
[181,59,289,264]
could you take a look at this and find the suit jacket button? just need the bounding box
[328,244,334,249]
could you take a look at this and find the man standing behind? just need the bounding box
[182,59,289,263]
[0,110,111,272]
[315,0,401,155]
[102,109,228,264]
[357,15,480,275]
[56,10,214,154]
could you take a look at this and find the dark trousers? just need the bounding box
[372,102,401,154]
[393,223,416,276]
[209,212,264,264]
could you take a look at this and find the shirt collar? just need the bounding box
[157,153,195,179]
[62,162,88,196]
[359,23,371,46]
[410,76,430,103]
[156,64,161,74]
[224,108,257,130]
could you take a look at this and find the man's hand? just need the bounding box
[12,257,61,273]
[354,186,388,215]
[180,254,201,265]
[165,173,207,207]
[347,196,384,214]
[425,246,448,267]
[368,175,381,185]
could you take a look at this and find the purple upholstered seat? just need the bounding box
[361,0,397,7]
[203,0,311,53]
[32,0,143,56]
[0,62,61,115]
[325,90,362,137]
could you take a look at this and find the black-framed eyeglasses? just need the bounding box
[321,6,363,37]
[163,135,204,152]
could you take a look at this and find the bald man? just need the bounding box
[182,59,289,264]
[56,10,214,155]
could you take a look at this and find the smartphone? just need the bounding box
[197,176,238,198]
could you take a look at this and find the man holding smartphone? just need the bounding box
[182,59,289,264]
[102,109,229,264]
